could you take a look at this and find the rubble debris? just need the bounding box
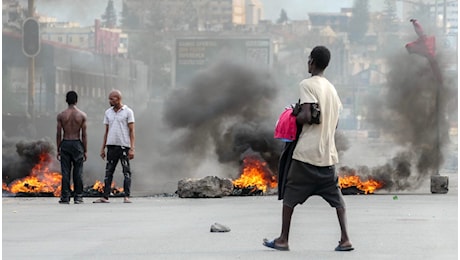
[210,223,231,233]
[176,176,233,198]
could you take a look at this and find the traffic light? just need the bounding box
[22,18,40,57]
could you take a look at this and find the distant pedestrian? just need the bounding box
[94,90,135,203]
[56,90,87,204]
[263,46,353,251]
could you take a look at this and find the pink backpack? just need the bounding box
[274,108,297,142]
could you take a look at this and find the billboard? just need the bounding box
[173,37,272,87]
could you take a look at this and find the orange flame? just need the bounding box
[92,180,124,194]
[339,175,384,194]
[2,153,62,197]
[2,153,123,197]
[93,180,105,193]
[232,156,277,193]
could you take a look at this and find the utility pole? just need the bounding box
[27,0,35,119]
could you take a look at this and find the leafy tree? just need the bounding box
[127,1,173,97]
[277,9,288,24]
[348,0,369,43]
[120,1,140,29]
[101,0,117,28]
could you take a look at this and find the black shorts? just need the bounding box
[283,160,345,208]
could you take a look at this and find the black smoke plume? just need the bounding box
[2,138,55,184]
[162,61,281,178]
[352,52,456,191]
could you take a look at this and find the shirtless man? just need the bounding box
[56,91,87,204]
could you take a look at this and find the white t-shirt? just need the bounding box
[103,105,135,148]
[292,76,342,166]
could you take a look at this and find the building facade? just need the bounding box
[122,0,264,31]
[401,0,458,35]
[3,31,148,118]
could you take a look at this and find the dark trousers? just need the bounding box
[103,145,132,198]
[60,140,84,201]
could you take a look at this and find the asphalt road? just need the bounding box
[2,173,458,260]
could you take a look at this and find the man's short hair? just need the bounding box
[310,46,331,71]
[66,91,78,105]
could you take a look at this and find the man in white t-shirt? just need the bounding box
[263,46,353,252]
[94,90,135,204]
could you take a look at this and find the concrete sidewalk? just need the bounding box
[2,173,458,260]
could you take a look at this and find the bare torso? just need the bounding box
[57,106,87,140]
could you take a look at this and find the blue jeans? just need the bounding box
[60,140,84,201]
[103,145,132,198]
